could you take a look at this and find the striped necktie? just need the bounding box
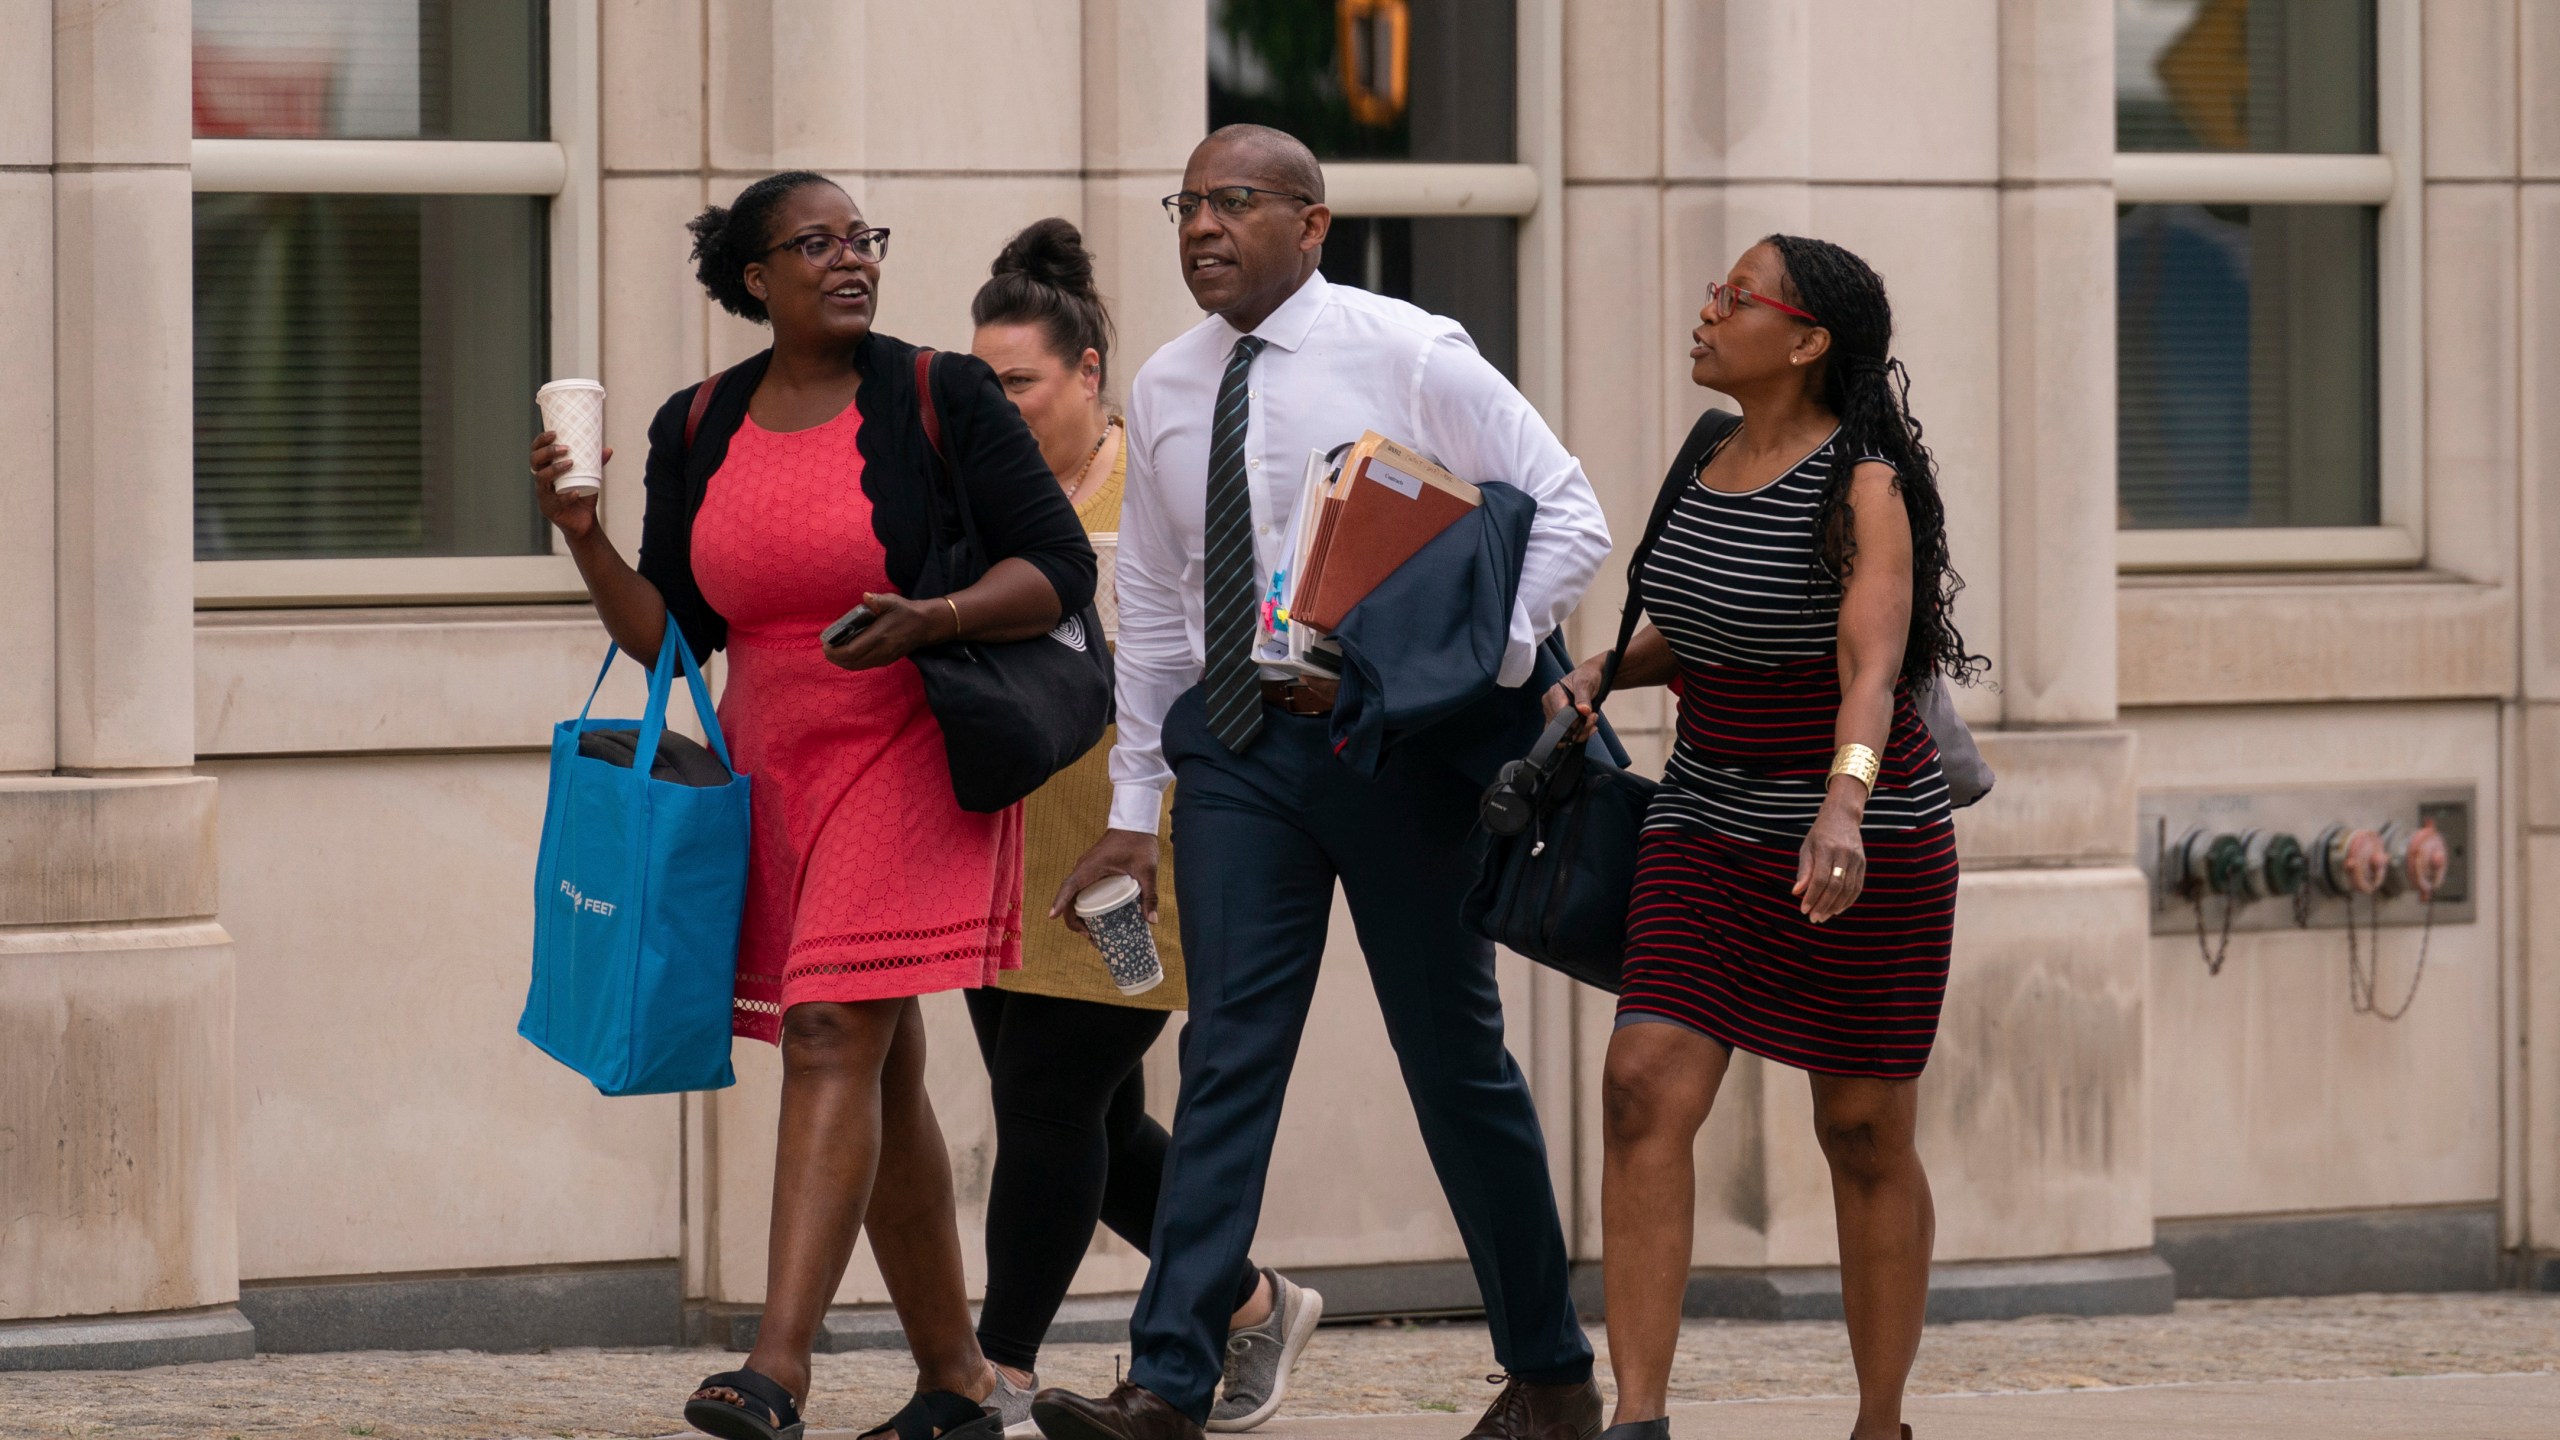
[1201,334,1269,752]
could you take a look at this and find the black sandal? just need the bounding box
[856,1389,1003,1440]
[684,1368,805,1440]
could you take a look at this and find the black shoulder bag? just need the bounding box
[1463,412,1743,992]
[906,349,1116,812]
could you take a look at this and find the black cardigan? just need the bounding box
[635,332,1098,663]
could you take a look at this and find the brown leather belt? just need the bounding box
[1260,678,1339,716]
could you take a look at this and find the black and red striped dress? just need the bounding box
[1618,428,1958,1080]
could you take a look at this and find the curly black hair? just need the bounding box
[971,217,1115,389]
[1763,233,1987,690]
[686,170,839,323]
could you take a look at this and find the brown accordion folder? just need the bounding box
[1291,432,1481,633]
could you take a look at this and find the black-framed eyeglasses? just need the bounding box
[767,227,891,268]
[1160,186,1317,224]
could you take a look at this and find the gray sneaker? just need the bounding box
[988,1367,1039,1439]
[1206,1269,1324,1433]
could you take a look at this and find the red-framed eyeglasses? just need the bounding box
[1705,280,1818,324]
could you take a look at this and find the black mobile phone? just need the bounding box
[822,604,878,649]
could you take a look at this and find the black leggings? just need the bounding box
[965,987,1260,1372]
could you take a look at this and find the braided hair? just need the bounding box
[971,217,1115,389]
[686,170,836,323]
[1763,233,1986,689]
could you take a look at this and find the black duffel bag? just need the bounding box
[906,350,1115,813]
[1466,702,1657,993]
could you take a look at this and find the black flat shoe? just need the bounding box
[685,1368,805,1440]
[1600,1420,1671,1440]
[858,1389,1003,1440]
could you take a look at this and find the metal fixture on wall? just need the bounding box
[2140,786,2471,1016]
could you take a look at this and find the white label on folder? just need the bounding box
[1366,460,1425,499]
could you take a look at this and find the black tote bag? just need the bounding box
[905,350,1116,813]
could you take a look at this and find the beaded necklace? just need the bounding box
[1064,415,1120,502]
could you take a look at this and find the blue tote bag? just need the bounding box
[520,630,750,1095]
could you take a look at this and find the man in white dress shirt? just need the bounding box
[1032,126,1612,1440]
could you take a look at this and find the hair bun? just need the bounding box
[992,217,1097,300]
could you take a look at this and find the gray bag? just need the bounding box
[1914,678,1993,808]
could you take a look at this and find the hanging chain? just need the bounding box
[2347,892,2435,1022]
[2191,886,2237,976]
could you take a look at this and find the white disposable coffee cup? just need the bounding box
[537,378,607,495]
[1073,874,1163,997]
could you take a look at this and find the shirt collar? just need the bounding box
[1227,269,1331,354]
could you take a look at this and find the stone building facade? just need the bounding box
[3,0,2555,1366]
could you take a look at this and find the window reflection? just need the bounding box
[193,0,545,141]
[2115,0,2373,153]
[1212,2,1522,379]
[194,194,550,559]
[1209,0,1514,163]
[2117,203,2378,529]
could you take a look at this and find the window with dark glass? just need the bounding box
[192,1,551,561]
[1208,0,1518,377]
[2114,0,2381,531]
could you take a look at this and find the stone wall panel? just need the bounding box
[0,924,237,1320]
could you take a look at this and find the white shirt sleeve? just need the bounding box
[1410,331,1613,686]
[1105,388,1199,835]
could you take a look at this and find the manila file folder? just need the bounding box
[1291,432,1480,633]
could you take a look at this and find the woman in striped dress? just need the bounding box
[1546,236,1983,1440]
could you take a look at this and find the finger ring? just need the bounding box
[1831,866,1845,879]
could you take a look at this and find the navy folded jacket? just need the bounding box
[1328,482,1626,785]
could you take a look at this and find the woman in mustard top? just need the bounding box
[964,220,1318,1436]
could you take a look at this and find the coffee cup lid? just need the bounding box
[1073,874,1142,917]
[538,377,604,396]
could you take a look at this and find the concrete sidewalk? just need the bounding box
[7,1295,2551,1438]
[811,1373,2560,1438]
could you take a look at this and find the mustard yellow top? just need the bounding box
[1005,428,1186,1009]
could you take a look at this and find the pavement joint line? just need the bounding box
[1542,1365,2560,1409]
[739,1370,2560,1440]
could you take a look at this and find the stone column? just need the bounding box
[0,0,246,1370]
[2509,0,2559,1284]
[1996,0,2119,730]
[1080,0,1208,376]
[1,1,54,775]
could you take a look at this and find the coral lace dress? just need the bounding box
[689,399,1023,1043]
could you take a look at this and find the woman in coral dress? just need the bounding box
[533,171,1093,1440]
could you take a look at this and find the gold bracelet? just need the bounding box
[944,595,964,640]
[1828,742,1882,791]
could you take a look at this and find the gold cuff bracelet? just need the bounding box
[1828,742,1882,791]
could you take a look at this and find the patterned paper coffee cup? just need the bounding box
[1073,874,1162,996]
[537,378,607,494]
